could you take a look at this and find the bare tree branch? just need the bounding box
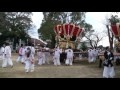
[84,32,104,48]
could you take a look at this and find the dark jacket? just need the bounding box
[103,51,114,67]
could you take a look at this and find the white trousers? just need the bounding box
[42,55,46,64]
[88,56,94,63]
[21,55,26,63]
[38,58,43,65]
[65,58,73,65]
[17,55,22,62]
[0,54,4,60]
[93,56,97,62]
[25,60,34,72]
[53,57,60,66]
[103,66,115,78]
[44,52,50,64]
[2,57,13,67]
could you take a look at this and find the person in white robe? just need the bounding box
[65,47,74,65]
[53,47,62,66]
[52,51,55,63]
[24,47,34,73]
[2,43,13,68]
[21,45,27,64]
[16,44,24,63]
[88,48,94,63]
[42,48,46,64]
[0,44,5,60]
[103,47,115,78]
[31,44,35,60]
[37,49,43,65]
[44,46,50,64]
[92,48,99,62]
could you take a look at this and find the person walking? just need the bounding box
[2,42,13,68]
[103,47,115,78]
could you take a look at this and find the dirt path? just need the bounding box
[0,53,119,78]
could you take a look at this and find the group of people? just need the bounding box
[87,47,115,78]
[0,43,74,73]
[16,44,35,73]
[53,46,74,66]
[37,46,50,65]
[37,46,74,66]
[87,48,99,63]
[0,43,36,73]
[17,45,74,72]
[0,43,116,78]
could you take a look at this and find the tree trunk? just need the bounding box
[51,34,56,48]
[110,41,113,51]
[89,40,94,48]
[106,25,113,51]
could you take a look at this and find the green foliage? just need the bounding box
[0,12,32,46]
[80,42,88,51]
[38,12,93,48]
[109,15,120,25]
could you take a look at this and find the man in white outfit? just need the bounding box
[0,44,5,60]
[24,46,34,73]
[88,48,94,63]
[37,49,43,65]
[31,44,36,66]
[21,45,27,64]
[16,44,23,63]
[53,46,62,66]
[92,48,99,62]
[65,47,74,65]
[103,47,115,78]
[2,42,13,68]
[44,46,50,64]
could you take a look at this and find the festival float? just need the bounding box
[111,23,120,52]
[54,23,84,49]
